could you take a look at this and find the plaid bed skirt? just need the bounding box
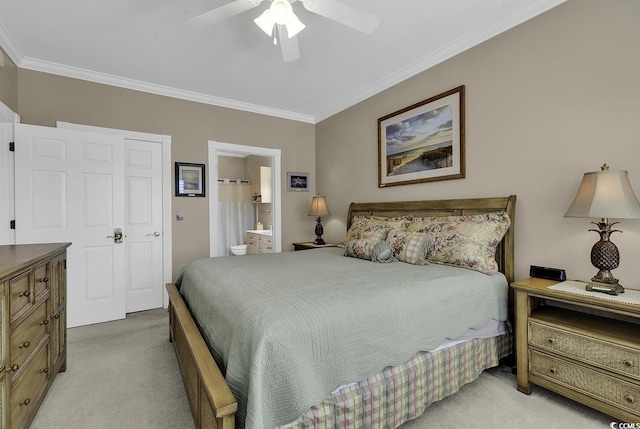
[280,332,512,429]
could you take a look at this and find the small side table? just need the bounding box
[292,242,338,251]
[512,277,640,422]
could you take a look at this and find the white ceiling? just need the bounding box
[0,0,565,123]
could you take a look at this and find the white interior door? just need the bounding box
[124,140,163,312]
[14,124,126,327]
[57,121,171,313]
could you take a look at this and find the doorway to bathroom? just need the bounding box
[208,141,282,257]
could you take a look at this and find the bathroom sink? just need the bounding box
[246,230,272,236]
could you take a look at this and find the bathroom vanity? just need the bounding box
[246,230,273,254]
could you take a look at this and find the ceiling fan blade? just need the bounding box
[301,0,379,34]
[189,0,264,28]
[277,25,300,62]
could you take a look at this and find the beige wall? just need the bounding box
[316,0,640,287]
[15,70,316,278]
[6,0,640,288]
[0,47,18,112]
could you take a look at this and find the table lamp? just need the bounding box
[308,194,330,245]
[564,164,640,295]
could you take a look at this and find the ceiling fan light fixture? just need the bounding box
[270,0,294,25]
[255,0,305,39]
[284,13,305,38]
[254,9,275,36]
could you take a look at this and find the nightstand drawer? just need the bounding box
[529,320,640,381]
[530,350,640,415]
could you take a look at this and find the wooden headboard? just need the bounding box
[346,195,517,284]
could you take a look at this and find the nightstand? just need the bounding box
[512,277,640,422]
[292,242,337,251]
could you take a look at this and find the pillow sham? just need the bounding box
[385,230,432,265]
[337,215,406,247]
[406,211,511,274]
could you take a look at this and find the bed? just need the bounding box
[167,195,516,429]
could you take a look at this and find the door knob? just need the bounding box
[107,228,124,243]
[146,232,161,237]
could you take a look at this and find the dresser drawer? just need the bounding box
[529,320,640,381]
[33,262,49,301]
[11,302,49,374]
[530,350,640,415]
[10,344,49,429]
[9,271,32,321]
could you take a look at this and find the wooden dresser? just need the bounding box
[512,277,640,422]
[0,243,70,429]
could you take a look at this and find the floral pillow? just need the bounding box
[337,215,407,247]
[406,211,511,274]
[385,230,432,265]
[344,239,396,263]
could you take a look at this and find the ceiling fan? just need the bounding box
[189,0,379,62]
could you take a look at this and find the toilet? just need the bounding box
[230,244,247,256]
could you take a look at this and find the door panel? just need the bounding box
[33,170,66,229]
[124,140,163,312]
[15,123,126,327]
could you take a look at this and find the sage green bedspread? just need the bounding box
[176,247,508,429]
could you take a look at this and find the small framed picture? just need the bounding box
[175,162,205,197]
[287,172,309,191]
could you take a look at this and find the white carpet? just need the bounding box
[401,366,614,428]
[31,309,618,429]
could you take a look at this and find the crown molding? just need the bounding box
[0,0,565,125]
[0,19,315,125]
[0,22,24,66]
[16,57,315,124]
[313,0,567,123]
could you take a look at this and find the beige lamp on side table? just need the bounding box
[564,163,640,295]
[308,194,330,245]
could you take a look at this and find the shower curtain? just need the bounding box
[218,180,254,256]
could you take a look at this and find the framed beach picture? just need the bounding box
[175,162,205,197]
[378,86,465,187]
[287,172,310,191]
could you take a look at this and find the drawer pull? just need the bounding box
[52,313,60,320]
[625,395,636,404]
[549,367,557,375]
[19,341,31,349]
[19,398,31,406]
[19,289,31,297]
[40,367,49,374]
[40,319,49,326]
[6,364,19,372]
[38,277,49,283]
[624,360,634,368]
[548,337,557,344]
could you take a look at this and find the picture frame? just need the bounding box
[175,162,205,197]
[378,85,465,187]
[287,172,310,191]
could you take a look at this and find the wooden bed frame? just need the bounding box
[166,195,516,429]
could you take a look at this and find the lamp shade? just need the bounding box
[308,194,330,217]
[564,166,640,219]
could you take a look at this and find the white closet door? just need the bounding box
[15,124,126,327]
[124,140,164,312]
